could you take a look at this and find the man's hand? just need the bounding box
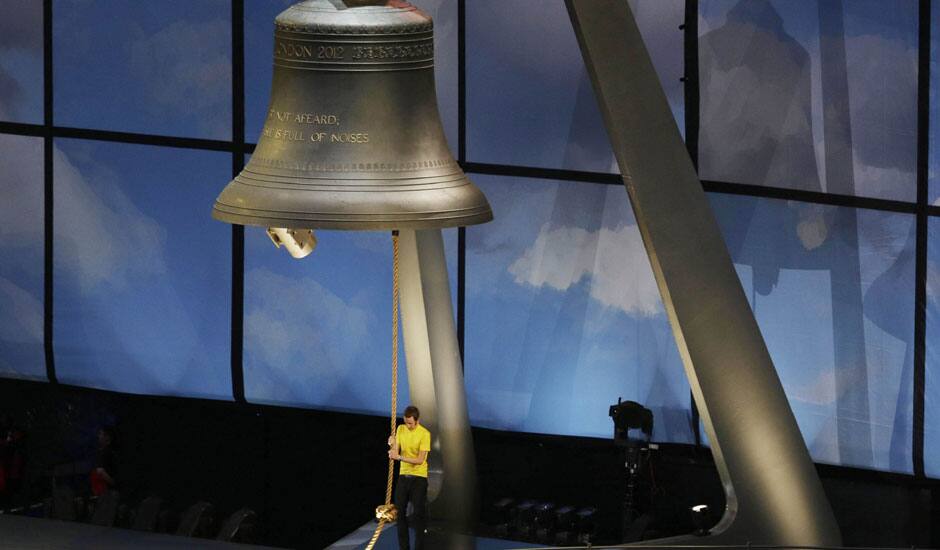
[388,449,401,460]
[387,435,396,446]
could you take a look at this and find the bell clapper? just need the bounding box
[267,227,318,259]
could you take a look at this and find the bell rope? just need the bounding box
[365,231,401,550]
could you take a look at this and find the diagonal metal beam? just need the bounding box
[565,0,841,544]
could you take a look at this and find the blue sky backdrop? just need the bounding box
[466,175,692,442]
[700,0,918,202]
[925,217,940,477]
[0,1,42,124]
[242,223,457,415]
[466,0,685,172]
[52,139,232,399]
[54,0,233,140]
[711,194,915,473]
[931,0,940,203]
[0,134,45,380]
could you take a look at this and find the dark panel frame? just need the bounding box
[231,0,246,403]
[43,0,56,384]
[684,0,702,448]
[914,0,929,479]
[457,0,467,365]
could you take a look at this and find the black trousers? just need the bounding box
[394,474,428,550]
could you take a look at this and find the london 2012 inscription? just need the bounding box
[262,109,370,144]
[275,40,434,63]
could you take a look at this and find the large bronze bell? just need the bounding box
[213,0,492,248]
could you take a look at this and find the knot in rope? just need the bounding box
[375,503,399,522]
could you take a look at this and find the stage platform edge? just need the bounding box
[327,520,542,549]
[0,513,282,549]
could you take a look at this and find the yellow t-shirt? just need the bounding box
[396,423,431,478]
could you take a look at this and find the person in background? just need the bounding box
[89,426,116,497]
[388,405,431,550]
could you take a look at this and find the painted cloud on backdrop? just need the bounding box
[929,262,940,302]
[130,19,231,139]
[52,147,168,292]
[0,0,41,120]
[0,134,44,365]
[0,134,167,293]
[0,135,42,248]
[0,278,42,345]
[700,0,916,201]
[245,267,373,403]
[0,275,43,377]
[509,222,662,316]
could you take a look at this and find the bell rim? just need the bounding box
[231,173,474,191]
[211,203,493,230]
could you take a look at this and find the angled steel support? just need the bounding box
[398,228,478,531]
[565,1,841,544]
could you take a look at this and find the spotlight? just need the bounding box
[266,227,317,259]
[691,504,710,536]
[610,398,655,540]
[609,398,653,448]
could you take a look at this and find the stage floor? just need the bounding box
[327,521,542,549]
[0,514,281,549]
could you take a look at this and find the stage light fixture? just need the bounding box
[691,504,710,536]
[609,397,654,447]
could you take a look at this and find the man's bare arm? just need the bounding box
[389,449,428,465]
[400,450,428,465]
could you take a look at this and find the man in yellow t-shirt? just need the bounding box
[388,405,431,550]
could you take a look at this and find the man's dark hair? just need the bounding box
[403,405,420,420]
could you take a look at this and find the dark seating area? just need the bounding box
[0,381,394,548]
[14,489,259,544]
[0,396,263,545]
[0,377,937,549]
[17,486,259,543]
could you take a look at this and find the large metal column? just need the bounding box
[398,229,478,530]
[565,1,841,545]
